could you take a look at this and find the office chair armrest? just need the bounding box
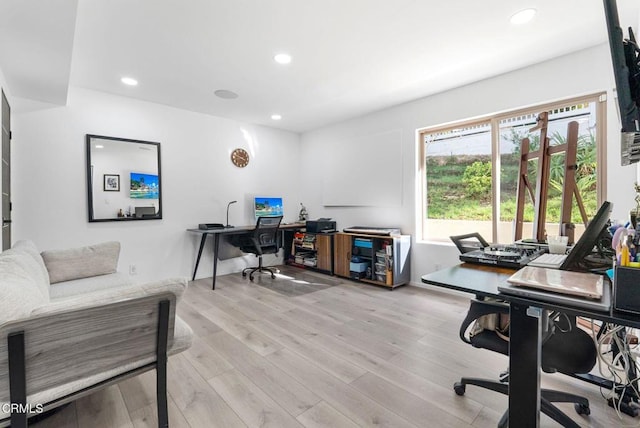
[459,298,510,344]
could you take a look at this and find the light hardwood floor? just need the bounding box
[33,266,636,427]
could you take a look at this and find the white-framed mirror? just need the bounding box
[86,134,162,222]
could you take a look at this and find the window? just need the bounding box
[419,94,606,244]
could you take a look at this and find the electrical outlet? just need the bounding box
[129,264,138,275]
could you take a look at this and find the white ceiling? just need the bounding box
[1,0,639,133]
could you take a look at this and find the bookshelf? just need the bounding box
[286,231,334,274]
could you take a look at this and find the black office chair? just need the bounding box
[240,216,283,281]
[455,299,597,428]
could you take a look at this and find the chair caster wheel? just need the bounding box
[574,403,590,416]
[453,382,465,396]
[242,272,247,277]
[271,274,276,279]
[249,276,254,281]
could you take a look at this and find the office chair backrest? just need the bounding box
[252,216,283,253]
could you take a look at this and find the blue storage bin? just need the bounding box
[354,238,373,248]
[350,261,370,272]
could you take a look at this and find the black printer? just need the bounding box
[306,219,337,233]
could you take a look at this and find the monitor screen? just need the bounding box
[254,197,284,219]
[560,201,612,272]
[130,172,159,199]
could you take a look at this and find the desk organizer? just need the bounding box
[614,266,640,314]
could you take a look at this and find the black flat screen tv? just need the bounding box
[603,0,640,165]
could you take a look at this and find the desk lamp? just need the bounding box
[225,200,237,228]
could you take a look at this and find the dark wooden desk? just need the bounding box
[422,263,640,428]
[187,223,306,289]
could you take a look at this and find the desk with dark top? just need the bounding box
[187,223,306,289]
[422,263,640,428]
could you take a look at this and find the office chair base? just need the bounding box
[242,266,278,281]
[575,403,591,416]
[454,378,508,396]
[242,252,280,281]
[454,378,590,428]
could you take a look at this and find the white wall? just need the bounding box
[300,44,639,286]
[9,44,640,287]
[12,87,301,281]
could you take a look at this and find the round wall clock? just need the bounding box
[231,148,249,168]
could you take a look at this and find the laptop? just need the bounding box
[498,266,611,312]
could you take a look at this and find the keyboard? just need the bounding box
[527,253,567,269]
[343,227,401,236]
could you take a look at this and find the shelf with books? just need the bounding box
[287,231,334,274]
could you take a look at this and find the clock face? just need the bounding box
[231,148,249,168]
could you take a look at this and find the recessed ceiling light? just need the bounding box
[274,53,292,64]
[510,8,536,25]
[95,144,104,149]
[214,89,239,99]
[271,114,282,121]
[121,77,138,86]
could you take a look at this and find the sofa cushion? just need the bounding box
[12,240,50,287]
[41,241,120,284]
[49,272,133,300]
[32,277,188,316]
[171,316,194,355]
[1,246,50,300]
[0,253,49,323]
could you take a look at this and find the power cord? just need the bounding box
[591,321,640,423]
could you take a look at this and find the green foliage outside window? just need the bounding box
[462,161,492,198]
[426,130,597,223]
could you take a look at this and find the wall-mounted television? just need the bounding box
[603,0,640,165]
[254,197,284,220]
[130,172,159,199]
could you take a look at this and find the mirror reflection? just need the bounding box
[86,135,162,222]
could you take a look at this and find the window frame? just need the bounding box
[418,93,607,243]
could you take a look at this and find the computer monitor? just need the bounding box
[135,206,157,218]
[560,201,613,272]
[254,197,284,220]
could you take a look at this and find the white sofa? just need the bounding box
[0,240,193,427]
